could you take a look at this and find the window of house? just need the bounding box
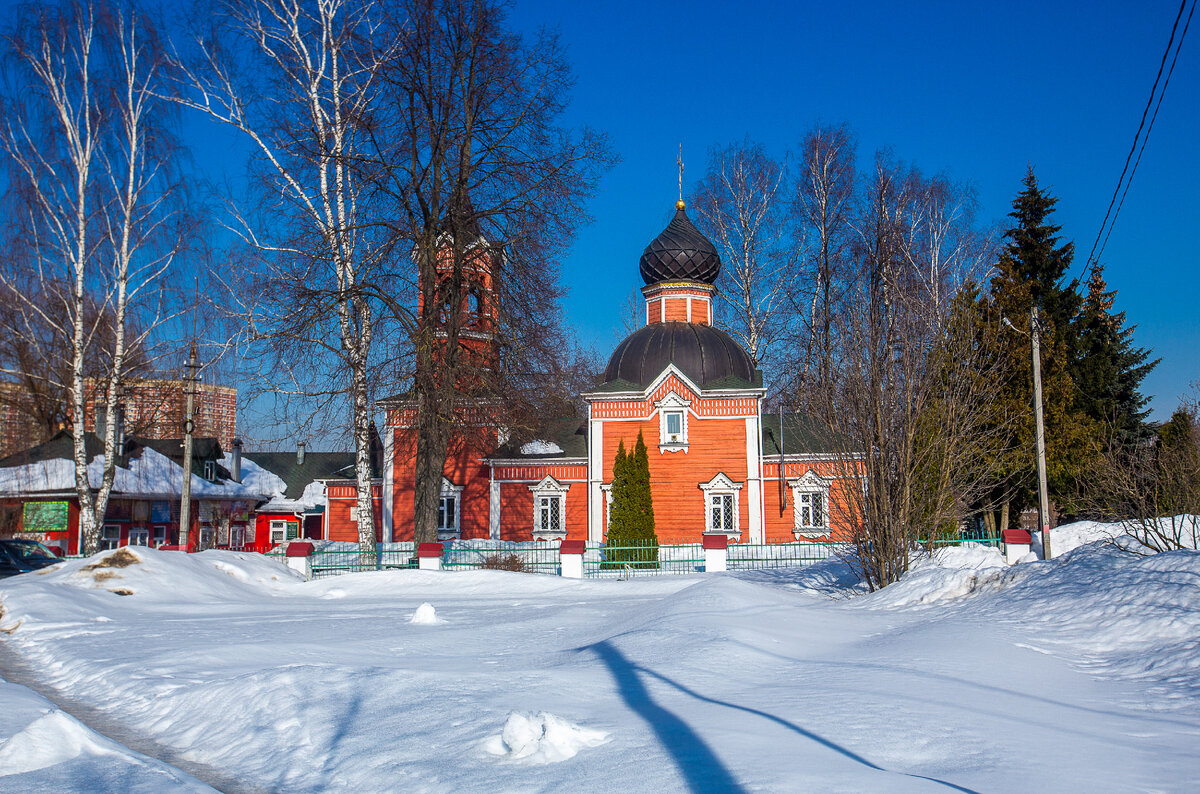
[797,492,824,529]
[128,528,149,546]
[537,494,562,534]
[438,478,464,538]
[152,525,167,546]
[699,473,743,538]
[438,496,457,532]
[230,526,245,549]
[269,520,299,546]
[101,525,121,551]
[528,476,569,539]
[709,493,734,532]
[199,526,214,550]
[656,393,691,451]
[789,470,832,539]
[203,460,216,481]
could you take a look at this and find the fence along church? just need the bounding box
[382,200,854,546]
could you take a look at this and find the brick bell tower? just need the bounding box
[383,212,504,543]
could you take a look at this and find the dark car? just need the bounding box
[0,539,63,579]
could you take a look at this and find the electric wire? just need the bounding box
[1093,0,1195,274]
[1083,0,1190,282]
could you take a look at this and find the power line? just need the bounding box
[1083,0,1192,282]
[1094,0,1195,273]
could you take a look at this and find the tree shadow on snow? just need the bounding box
[585,640,978,794]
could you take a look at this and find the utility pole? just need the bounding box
[1031,305,1052,560]
[179,342,198,551]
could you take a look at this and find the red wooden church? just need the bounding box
[382,201,856,545]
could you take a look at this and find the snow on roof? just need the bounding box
[0,447,279,500]
[520,439,564,455]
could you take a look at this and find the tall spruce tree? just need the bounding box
[604,432,658,568]
[1073,264,1157,445]
[984,168,1096,525]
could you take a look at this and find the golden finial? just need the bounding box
[676,198,686,210]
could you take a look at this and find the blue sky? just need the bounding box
[4,0,1194,426]
[504,0,1198,418]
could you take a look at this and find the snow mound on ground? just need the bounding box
[0,677,213,791]
[864,545,1009,609]
[1,547,303,625]
[984,543,1200,706]
[731,554,866,598]
[1034,516,1200,557]
[409,602,441,624]
[485,711,609,763]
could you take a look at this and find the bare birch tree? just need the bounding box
[171,0,398,552]
[1,1,183,554]
[690,139,792,381]
[805,153,1010,590]
[793,122,856,392]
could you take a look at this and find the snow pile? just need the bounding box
[0,677,213,791]
[863,544,1009,608]
[1034,516,1200,556]
[485,711,609,763]
[409,602,441,624]
[519,440,564,455]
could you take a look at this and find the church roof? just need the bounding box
[601,322,760,391]
[638,204,721,285]
[761,413,843,455]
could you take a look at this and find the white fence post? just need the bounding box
[284,541,314,580]
[702,534,728,573]
[559,539,585,578]
[418,542,444,571]
[1002,529,1032,564]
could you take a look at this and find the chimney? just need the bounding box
[297,441,306,466]
[231,437,243,482]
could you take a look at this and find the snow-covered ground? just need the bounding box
[1,524,1198,792]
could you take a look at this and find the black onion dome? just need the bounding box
[638,205,721,285]
[604,322,756,388]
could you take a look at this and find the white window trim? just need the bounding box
[438,477,464,539]
[128,527,149,546]
[101,524,121,550]
[699,473,743,539]
[789,470,832,539]
[656,392,691,453]
[203,460,216,481]
[528,476,569,540]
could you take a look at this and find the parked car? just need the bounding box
[0,539,64,579]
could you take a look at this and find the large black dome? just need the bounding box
[638,205,721,285]
[603,322,757,389]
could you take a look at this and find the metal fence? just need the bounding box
[272,533,1004,580]
[583,541,705,578]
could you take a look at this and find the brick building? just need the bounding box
[381,201,857,545]
[83,379,238,450]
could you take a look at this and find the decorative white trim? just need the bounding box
[788,469,832,539]
[581,362,765,403]
[437,477,464,540]
[529,476,569,540]
[655,392,691,453]
[382,427,394,542]
[699,473,743,539]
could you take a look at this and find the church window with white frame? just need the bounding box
[438,478,464,538]
[656,392,691,452]
[699,473,743,538]
[789,469,831,539]
[529,476,570,540]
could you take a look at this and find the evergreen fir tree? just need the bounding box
[984,168,1097,522]
[603,433,658,569]
[629,431,658,566]
[1073,264,1158,445]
